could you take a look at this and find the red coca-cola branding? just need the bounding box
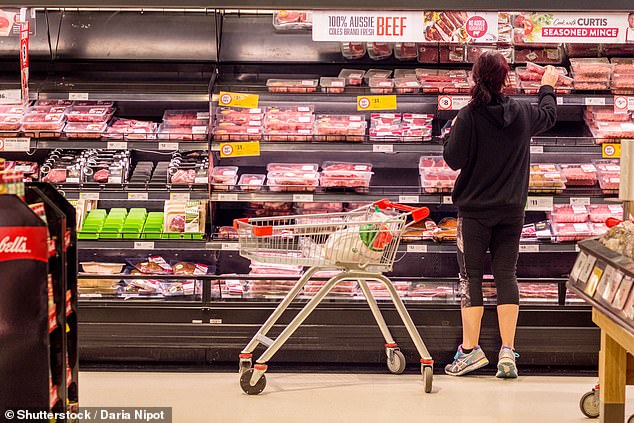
[0,226,48,263]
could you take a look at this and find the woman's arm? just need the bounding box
[530,85,557,135]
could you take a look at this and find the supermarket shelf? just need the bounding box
[78,239,209,250]
[56,185,208,201]
[35,140,209,151]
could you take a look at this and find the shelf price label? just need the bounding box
[79,192,99,201]
[134,241,155,249]
[398,195,419,204]
[292,194,314,202]
[602,143,621,159]
[0,137,30,152]
[438,95,470,111]
[68,92,89,101]
[570,197,591,206]
[372,144,394,153]
[442,196,453,205]
[530,145,544,154]
[217,193,238,201]
[526,196,553,211]
[158,142,179,151]
[170,192,190,201]
[218,91,259,109]
[0,89,22,104]
[128,192,149,200]
[220,242,238,251]
[519,244,540,253]
[614,95,634,113]
[584,97,606,106]
[406,244,428,253]
[357,95,397,111]
[219,141,261,158]
[107,141,128,150]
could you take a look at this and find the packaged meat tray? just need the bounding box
[610,58,634,74]
[519,283,559,302]
[514,45,563,64]
[0,114,22,131]
[416,43,439,64]
[598,172,620,194]
[589,204,623,223]
[320,161,373,190]
[419,156,459,193]
[591,222,609,236]
[368,77,394,94]
[570,58,612,78]
[35,99,74,107]
[63,122,108,139]
[267,170,320,192]
[371,113,401,128]
[466,44,514,64]
[593,159,620,173]
[528,164,566,193]
[210,166,238,191]
[157,124,208,141]
[273,10,312,31]
[73,100,115,107]
[559,164,597,186]
[408,282,455,301]
[66,106,114,122]
[415,68,467,83]
[602,44,634,57]
[320,77,346,94]
[213,124,261,141]
[367,42,393,60]
[549,205,589,223]
[364,69,392,83]
[584,106,632,122]
[589,121,634,141]
[238,174,266,191]
[28,105,69,115]
[340,42,366,60]
[216,107,264,123]
[565,43,601,58]
[521,81,573,95]
[105,118,157,140]
[610,73,634,94]
[394,43,417,61]
[338,69,365,86]
[395,77,420,94]
[439,43,465,63]
[22,113,66,130]
[551,222,593,243]
[266,79,318,93]
[267,163,319,173]
[162,110,209,126]
[314,115,367,142]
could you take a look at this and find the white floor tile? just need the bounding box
[79,372,634,423]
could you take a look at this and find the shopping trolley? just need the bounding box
[234,199,434,395]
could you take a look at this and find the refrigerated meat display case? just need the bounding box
[2,3,633,369]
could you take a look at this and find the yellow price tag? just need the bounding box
[218,91,259,109]
[602,143,621,159]
[220,141,261,158]
[357,95,397,111]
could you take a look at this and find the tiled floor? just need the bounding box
[80,372,634,423]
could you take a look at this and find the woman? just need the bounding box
[442,51,558,378]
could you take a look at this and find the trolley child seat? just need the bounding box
[234,199,435,395]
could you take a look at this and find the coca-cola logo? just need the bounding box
[0,227,48,263]
[0,235,31,253]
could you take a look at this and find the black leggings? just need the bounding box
[456,214,523,308]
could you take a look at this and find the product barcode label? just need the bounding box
[68,92,89,101]
[158,142,179,151]
[79,192,99,200]
[293,194,314,202]
[372,144,394,153]
[127,192,149,200]
[209,319,223,325]
[526,196,553,211]
[399,195,419,204]
[530,145,544,154]
[570,197,591,206]
[107,141,127,150]
[170,192,190,201]
[133,241,155,249]
[406,244,428,253]
[519,244,540,253]
[217,193,238,201]
[584,97,606,106]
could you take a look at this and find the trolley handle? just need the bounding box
[372,199,430,223]
[606,217,622,228]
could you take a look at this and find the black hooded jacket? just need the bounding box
[443,85,557,218]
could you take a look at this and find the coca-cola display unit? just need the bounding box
[0,186,78,417]
[1,5,632,370]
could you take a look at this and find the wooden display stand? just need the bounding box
[593,308,634,423]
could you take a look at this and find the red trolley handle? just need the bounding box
[372,199,430,223]
[606,217,622,228]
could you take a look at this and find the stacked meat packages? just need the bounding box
[415,68,469,94]
[528,164,566,194]
[0,103,28,137]
[267,163,320,192]
[264,106,314,141]
[105,118,156,141]
[157,109,209,141]
[419,156,459,193]
[247,263,303,297]
[594,159,621,195]
[549,203,623,242]
[272,10,312,31]
[320,161,373,192]
[408,282,455,301]
[570,58,613,91]
[213,107,263,141]
[610,58,634,94]
[516,62,573,94]
[63,102,115,139]
[167,151,208,185]
[266,79,318,93]
[314,114,366,142]
[585,106,634,142]
[369,113,433,142]
[40,149,130,184]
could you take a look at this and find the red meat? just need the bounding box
[93,169,110,183]
[42,169,66,183]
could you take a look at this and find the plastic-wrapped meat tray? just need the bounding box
[272,10,312,31]
[320,77,346,94]
[0,114,22,132]
[394,43,417,61]
[368,77,394,94]
[395,77,420,94]
[551,222,593,243]
[565,43,601,58]
[589,121,634,140]
[585,106,632,122]
[416,68,467,83]
[162,110,209,126]
[597,172,620,194]
[22,113,66,131]
[519,283,559,301]
[105,118,157,140]
[416,43,439,63]
[216,107,264,123]
[341,42,366,60]
[439,43,465,63]
[263,106,314,141]
[610,73,634,94]
[266,79,318,93]
[589,204,623,223]
[267,170,320,192]
[314,115,366,142]
[210,166,238,191]
[66,106,114,123]
[338,69,365,86]
[407,283,454,300]
[238,174,266,191]
[514,45,563,64]
[213,123,261,141]
[610,58,634,74]
[559,164,597,186]
[549,205,589,223]
[320,161,373,191]
[367,42,393,60]
[157,124,208,141]
[63,122,108,139]
[528,164,566,193]
[419,156,459,193]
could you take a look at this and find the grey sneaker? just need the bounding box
[444,345,489,376]
[496,346,519,379]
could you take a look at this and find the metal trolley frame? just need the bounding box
[234,199,435,395]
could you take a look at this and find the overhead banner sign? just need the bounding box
[312,11,498,43]
[512,12,634,43]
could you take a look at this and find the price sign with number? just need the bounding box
[357,95,397,111]
[526,196,553,211]
[602,143,621,159]
[438,95,470,111]
[0,89,22,104]
[219,141,261,158]
[218,91,259,109]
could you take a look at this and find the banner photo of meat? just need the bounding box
[423,11,498,43]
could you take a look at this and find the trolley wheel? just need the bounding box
[422,366,433,393]
[387,350,406,374]
[239,368,267,395]
[239,358,252,375]
[579,391,600,419]
[628,415,634,423]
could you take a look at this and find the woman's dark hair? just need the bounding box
[470,51,510,107]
